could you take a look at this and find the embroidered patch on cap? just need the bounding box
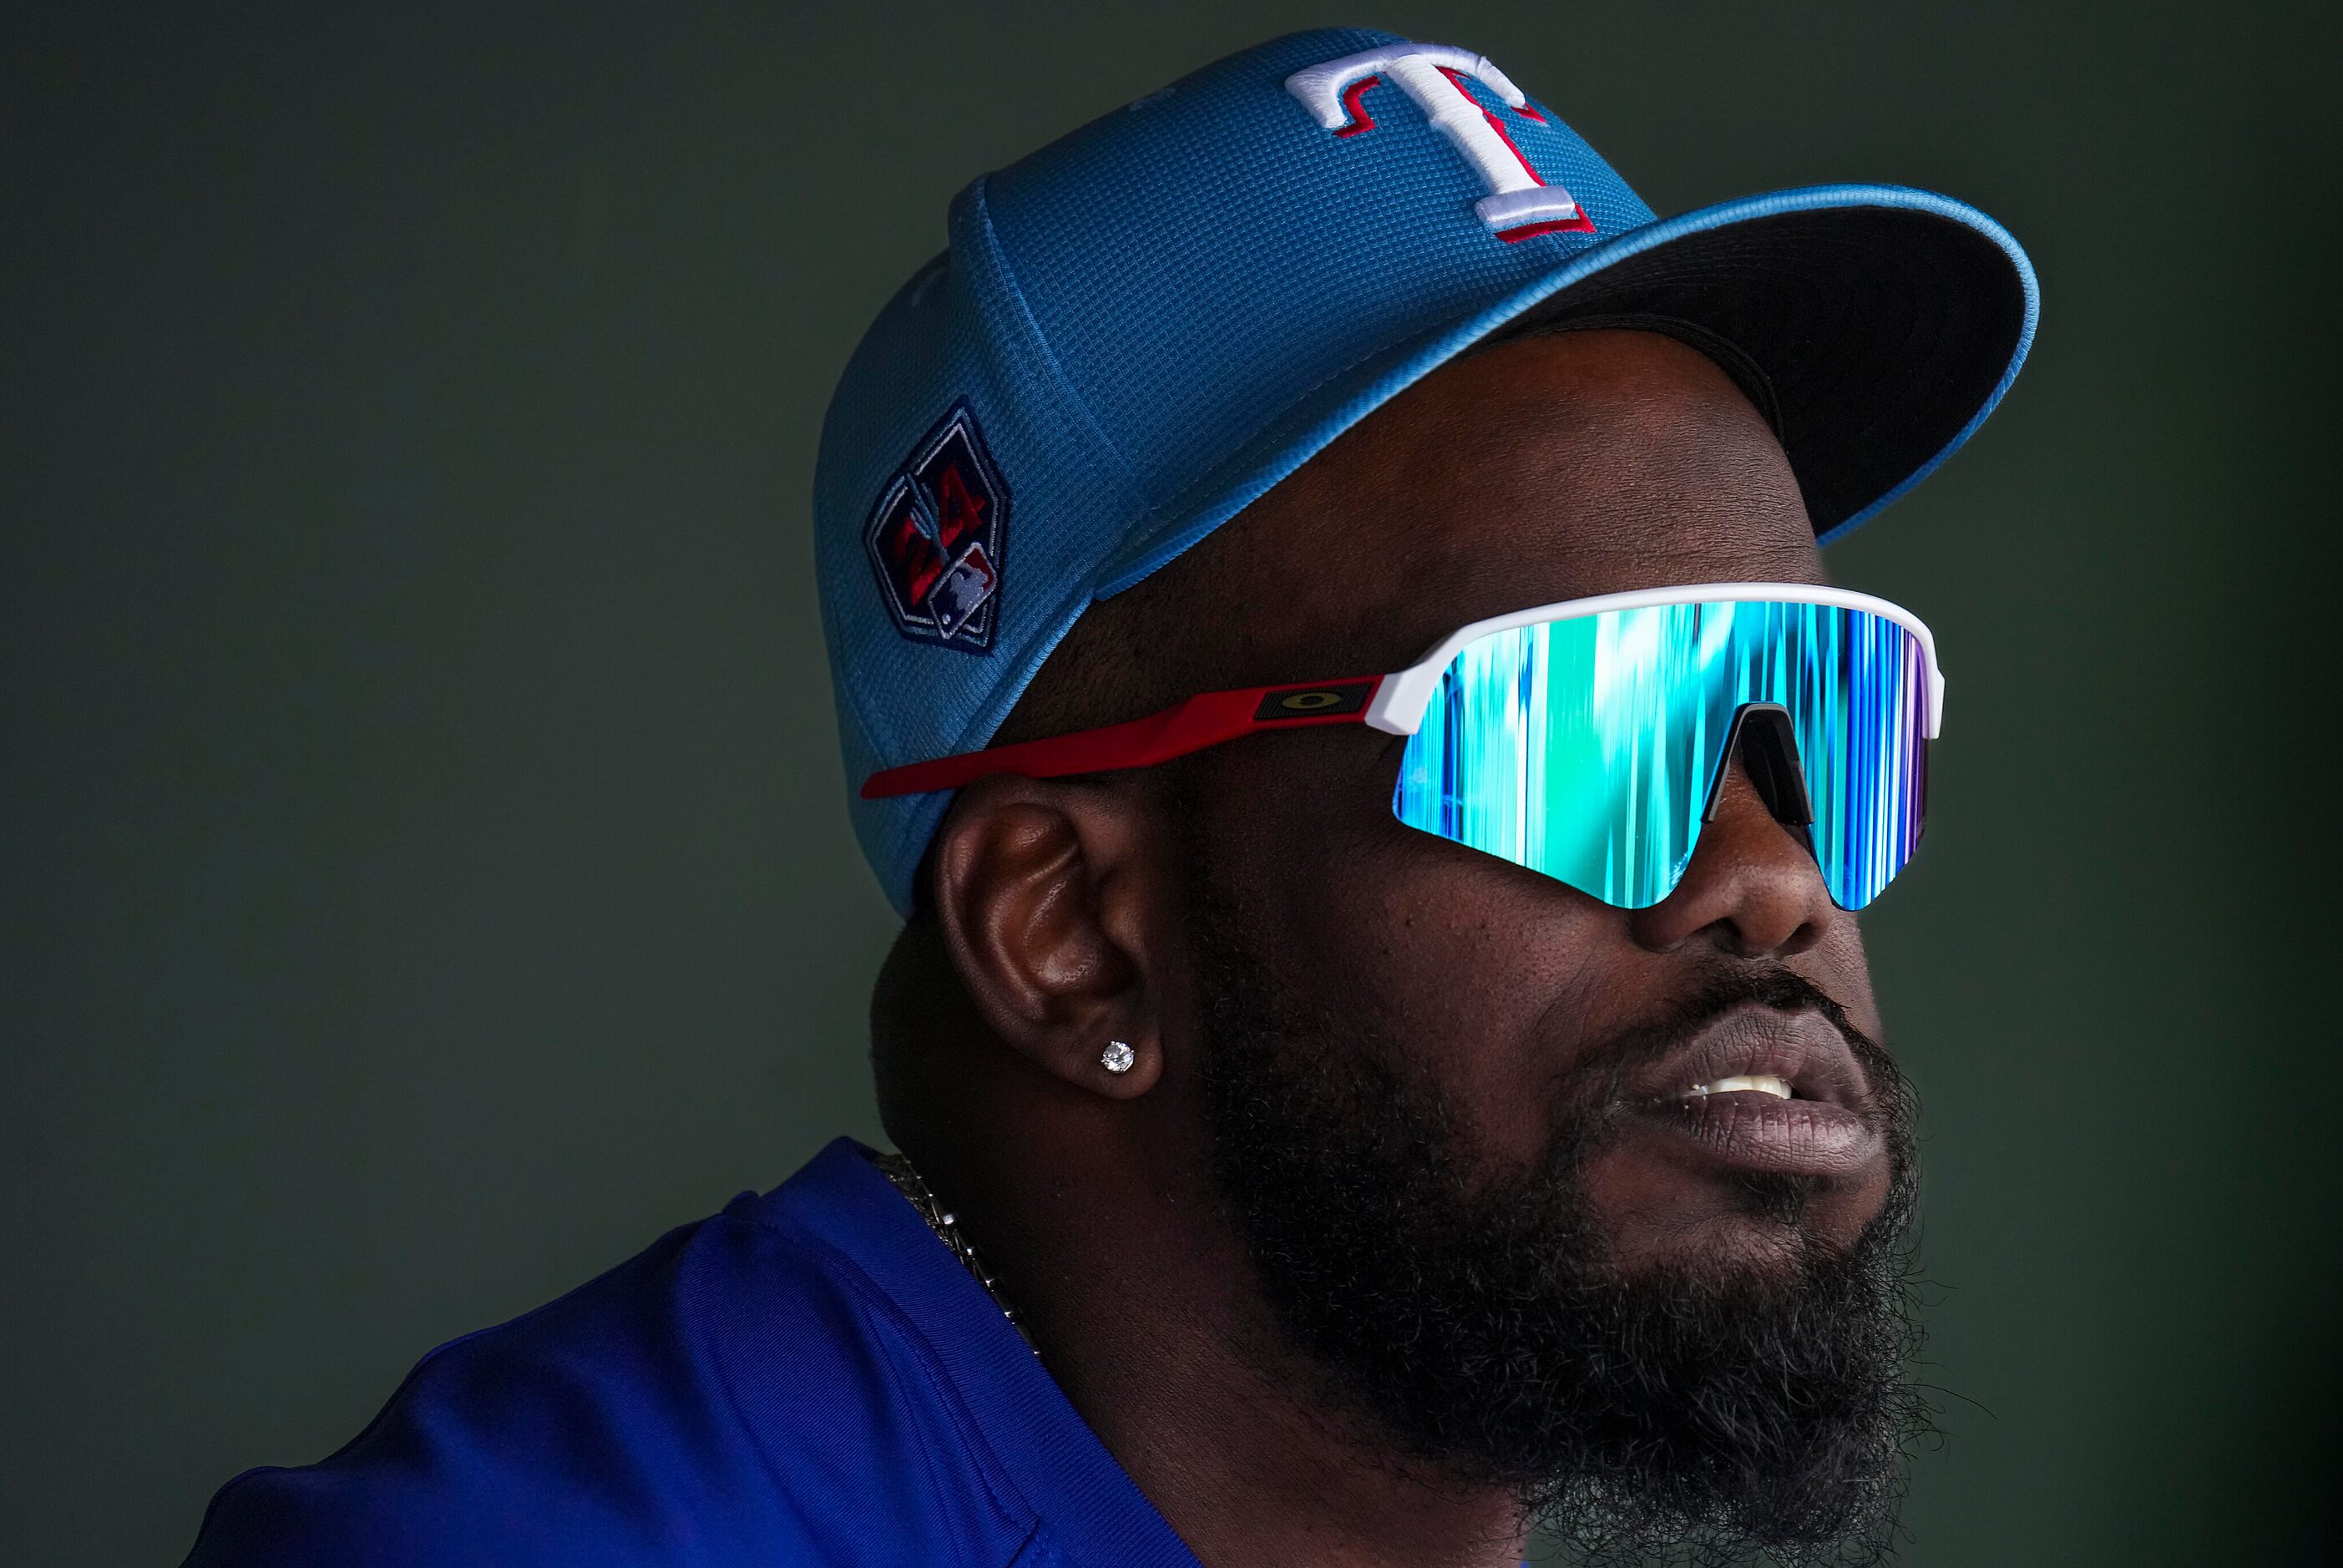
[1285,43,1593,243]
[863,402,1010,653]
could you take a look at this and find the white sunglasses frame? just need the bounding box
[1361,581,1946,740]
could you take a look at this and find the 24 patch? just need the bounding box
[863,402,1010,653]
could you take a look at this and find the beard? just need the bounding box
[1187,859,1931,1566]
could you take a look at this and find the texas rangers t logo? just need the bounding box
[1285,43,1593,242]
[864,402,1010,652]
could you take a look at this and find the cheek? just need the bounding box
[1254,799,1628,1167]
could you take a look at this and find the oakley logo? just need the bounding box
[1252,680,1375,721]
[864,403,1010,652]
[1285,43,1593,243]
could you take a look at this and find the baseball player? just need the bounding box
[186,28,2033,1568]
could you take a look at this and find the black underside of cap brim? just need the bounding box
[1485,206,2029,535]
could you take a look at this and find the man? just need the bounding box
[185,28,2034,1568]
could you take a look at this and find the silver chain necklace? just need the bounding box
[865,1149,1036,1353]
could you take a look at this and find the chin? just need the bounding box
[1601,1188,1878,1280]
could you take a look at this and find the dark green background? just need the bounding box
[6,4,2338,1564]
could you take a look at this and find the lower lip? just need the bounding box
[1632,1090,1880,1179]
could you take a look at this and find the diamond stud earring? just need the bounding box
[1101,1040,1136,1075]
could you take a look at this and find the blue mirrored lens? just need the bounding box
[1391,601,1928,910]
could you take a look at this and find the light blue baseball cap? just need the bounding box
[814,27,2038,914]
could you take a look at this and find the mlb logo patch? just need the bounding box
[864,402,1010,653]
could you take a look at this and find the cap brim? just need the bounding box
[1100,184,2037,594]
[1485,185,2039,539]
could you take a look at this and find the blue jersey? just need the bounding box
[184,1139,1203,1567]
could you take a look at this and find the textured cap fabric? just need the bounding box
[813,27,2039,914]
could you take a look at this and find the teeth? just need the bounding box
[1682,1074,1792,1100]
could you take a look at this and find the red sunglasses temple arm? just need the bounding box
[859,675,1386,800]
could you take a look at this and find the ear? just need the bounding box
[929,774,1168,1100]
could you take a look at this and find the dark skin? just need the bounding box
[873,331,1894,1568]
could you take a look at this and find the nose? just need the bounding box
[1627,754,1837,959]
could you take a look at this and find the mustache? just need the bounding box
[1561,967,1895,1115]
